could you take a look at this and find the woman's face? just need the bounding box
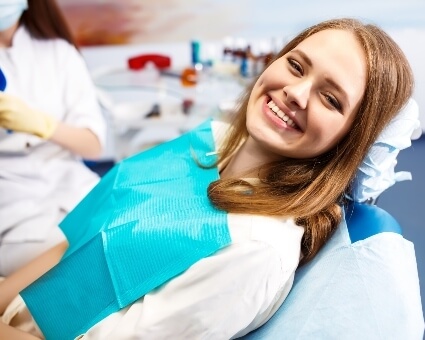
[245,29,367,160]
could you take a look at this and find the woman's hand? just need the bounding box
[0,93,58,139]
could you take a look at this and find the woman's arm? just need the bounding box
[0,321,40,340]
[49,123,103,160]
[0,241,68,315]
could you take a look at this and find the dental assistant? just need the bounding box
[0,0,106,276]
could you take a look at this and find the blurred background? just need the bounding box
[56,0,425,126]
[56,0,425,319]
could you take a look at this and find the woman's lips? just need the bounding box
[266,98,301,131]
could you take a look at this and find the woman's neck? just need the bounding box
[220,137,283,179]
[0,22,20,48]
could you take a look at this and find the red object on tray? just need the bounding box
[128,54,171,70]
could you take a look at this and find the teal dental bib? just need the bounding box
[21,119,231,340]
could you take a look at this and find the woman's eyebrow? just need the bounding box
[292,49,350,108]
[292,49,312,67]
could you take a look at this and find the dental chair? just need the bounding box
[242,201,424,339]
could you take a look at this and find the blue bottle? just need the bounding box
[191,40,201,66]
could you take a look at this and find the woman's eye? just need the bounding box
[288,59,303,75]
[324,93,342,112]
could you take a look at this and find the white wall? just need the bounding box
[389,28,425,130]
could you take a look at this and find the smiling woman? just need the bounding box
[245,29,366,160]
[0,18,419,340]
[209,18,414,263]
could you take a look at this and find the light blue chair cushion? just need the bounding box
[242,203,424,339]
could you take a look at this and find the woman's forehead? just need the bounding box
[293,29,367,111]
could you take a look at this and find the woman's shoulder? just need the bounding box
[228,213,304,266]
[211,119,234,153]
[18,25,79,60]
[211,119,231,138]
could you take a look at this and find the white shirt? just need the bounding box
[80,215,304,340]
[0,26,106,240]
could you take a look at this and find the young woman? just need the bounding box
[0,18,414,339]
[0,0,106,276]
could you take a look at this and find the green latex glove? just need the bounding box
[0,92,58,139]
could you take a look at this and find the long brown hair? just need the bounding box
[20,0,77,49]
[208,18,414,263]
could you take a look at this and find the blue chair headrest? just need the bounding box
[344,202,402,243]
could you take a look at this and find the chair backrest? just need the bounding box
[242,202,424,339]
[344,202,402,242]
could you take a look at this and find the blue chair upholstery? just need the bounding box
[344,202,402,242]
[242,202,424,339]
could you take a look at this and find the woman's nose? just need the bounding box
[283,80,311,109]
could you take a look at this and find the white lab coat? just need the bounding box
[0,25,106,275]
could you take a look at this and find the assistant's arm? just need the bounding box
[48,44,106,160]
[49,124,102,159]
[0,42,106,159]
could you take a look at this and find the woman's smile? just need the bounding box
[264,97,302,131]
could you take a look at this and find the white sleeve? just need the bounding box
[60,42,107,148]
[81,241,296,340]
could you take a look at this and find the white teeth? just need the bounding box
[267,100,296,128]
[268,100,285,118]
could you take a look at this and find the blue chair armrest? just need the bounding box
[344,202,402,243]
